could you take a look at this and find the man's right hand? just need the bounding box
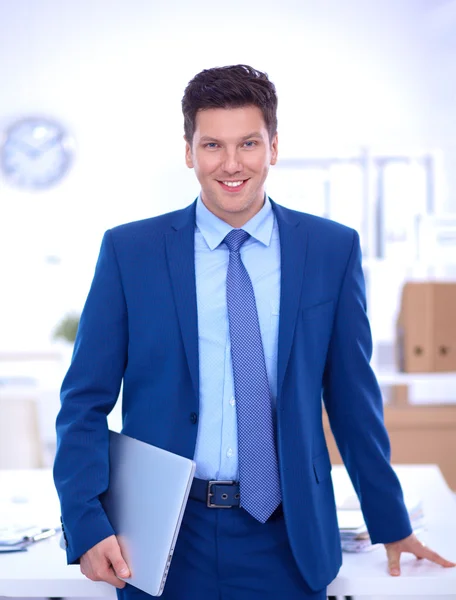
[80,535,131,589]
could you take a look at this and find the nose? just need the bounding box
[221,148,242,174]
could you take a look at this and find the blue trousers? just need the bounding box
[117,498,326,600]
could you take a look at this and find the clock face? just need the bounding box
[1,117,74,190]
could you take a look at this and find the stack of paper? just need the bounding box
[0,525,57,552]
[0,524,40,552]
[0,496,58,553]
[337,494,425,553]
[0,524,57,553]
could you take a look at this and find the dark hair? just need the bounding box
[182,64,278,144]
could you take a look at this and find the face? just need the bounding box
[185,105,278,227]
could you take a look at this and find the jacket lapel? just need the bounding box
[271,201,309,400]
[165,201,199,402]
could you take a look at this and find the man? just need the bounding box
[54,64,455,600]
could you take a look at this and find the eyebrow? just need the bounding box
[199,132,264,143]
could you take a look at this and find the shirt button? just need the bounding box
[190,412,198,425]
[226,448,233,458]
[229,397,235,407]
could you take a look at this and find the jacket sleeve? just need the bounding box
[322,230,412,544]
[53,229,128,564]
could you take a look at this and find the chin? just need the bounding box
[220,202,250,214]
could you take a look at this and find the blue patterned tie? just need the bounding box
[224,229,282,523]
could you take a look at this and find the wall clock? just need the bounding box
[1,116,74,190]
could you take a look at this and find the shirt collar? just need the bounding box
[195,194,274,251]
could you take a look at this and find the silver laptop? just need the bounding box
[101,431,196,596]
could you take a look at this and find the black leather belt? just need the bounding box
[190,478,240,508]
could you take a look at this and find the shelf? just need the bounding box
[362,258,456,269]
[375,370,456,385]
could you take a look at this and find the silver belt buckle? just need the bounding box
[207,480,236,508]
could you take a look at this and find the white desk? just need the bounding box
[0,466,455,598]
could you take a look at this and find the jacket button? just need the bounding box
[190,412,198,424]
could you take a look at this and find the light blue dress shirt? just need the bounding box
[194,196,281,480]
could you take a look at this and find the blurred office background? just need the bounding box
[0,0,456,486]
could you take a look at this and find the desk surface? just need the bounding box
[0,465,455,598]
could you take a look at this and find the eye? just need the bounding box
[243,140,257,148]
[204,142,219,149]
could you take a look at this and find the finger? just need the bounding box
[91,567,127,589]
[418,546,456,568]
[106,543,131,579]
[104,567,128,589]
[386,548,401,576]
[110,554,131,579]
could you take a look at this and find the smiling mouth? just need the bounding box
[218,179,249,191]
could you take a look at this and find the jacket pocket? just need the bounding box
[313,451,332,484]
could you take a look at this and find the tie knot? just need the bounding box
[224,229,250,253]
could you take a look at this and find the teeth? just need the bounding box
[223,181,244,187]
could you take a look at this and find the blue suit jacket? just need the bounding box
[54,199,412,591]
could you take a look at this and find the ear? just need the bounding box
[184,136,194,169]
[270,132,279,166]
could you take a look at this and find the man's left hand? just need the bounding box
[385,533,456,576]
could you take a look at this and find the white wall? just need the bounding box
[0,0,455,350]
